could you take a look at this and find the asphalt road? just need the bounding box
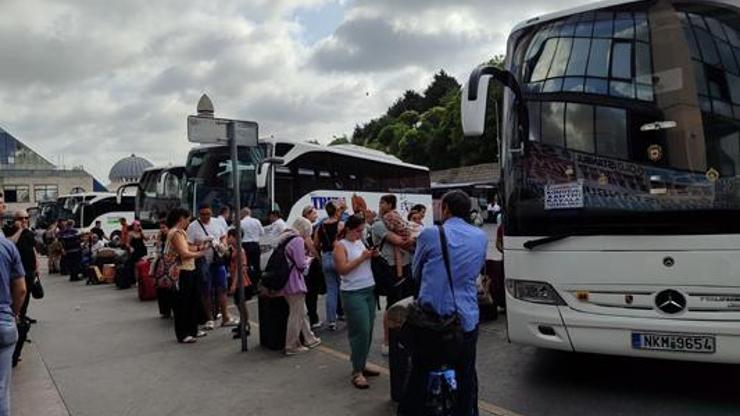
[15,265,740,416]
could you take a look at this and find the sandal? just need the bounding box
[351,374,370,389]
[362,367,381,377]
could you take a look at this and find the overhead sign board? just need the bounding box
[187,115,258,146]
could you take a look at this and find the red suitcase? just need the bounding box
[136,259,157,301]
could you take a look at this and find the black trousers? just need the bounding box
[305,290,319,325]
[242,242,261,285]
[66,252,82,281]
[173,270,200,341]
[400,327,479,416]
[157,287,174,317]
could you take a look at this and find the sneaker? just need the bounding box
[381,343,389,356]
[221,318,239,327]
[285,346,309,356]
[204,320,215,330]
[305,339,322,349]
[310,321,323,330]
[327,322,337,331]
[181,336,197,343]
[196,330,208,338]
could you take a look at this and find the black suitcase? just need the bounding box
[389,327,413,402]
[258,295,289,351]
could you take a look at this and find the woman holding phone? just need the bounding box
[333,215,380,389]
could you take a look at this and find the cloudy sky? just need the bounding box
[0,0,590,183]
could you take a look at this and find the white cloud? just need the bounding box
[0,0,591,182]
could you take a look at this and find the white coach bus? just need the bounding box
[183,137,432,230]
[462,0,740,362]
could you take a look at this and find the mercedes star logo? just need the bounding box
[663,257,675,267]
[655,289,687,314]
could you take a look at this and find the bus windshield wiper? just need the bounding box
[523,234,572,250]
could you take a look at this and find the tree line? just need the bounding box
[332,56,504,170]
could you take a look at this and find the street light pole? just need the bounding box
[228,121,248,351]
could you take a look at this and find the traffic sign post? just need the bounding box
[187,105,258,352]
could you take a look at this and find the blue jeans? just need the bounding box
[322,254,341,323]
[0,317,18,416]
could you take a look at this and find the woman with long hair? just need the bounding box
[315,201,345,330]
[165,208,207,343]
[333,215,380,389]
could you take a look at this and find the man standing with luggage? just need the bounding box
[370,194,414,355]
[0,191,28,415]
[187,204,235,330]
[402,190,487,416]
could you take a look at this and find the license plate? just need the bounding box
[631,332,715,353]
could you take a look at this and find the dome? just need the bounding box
[108,154,154,183]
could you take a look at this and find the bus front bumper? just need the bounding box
[506,295,740,363]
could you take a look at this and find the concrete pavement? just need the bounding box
[12,270,396,416]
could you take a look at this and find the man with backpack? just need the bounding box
[400,190,487,416]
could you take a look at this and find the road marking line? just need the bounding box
[246,319,523,416]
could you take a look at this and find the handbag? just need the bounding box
[197,220,226,266]
[401,224,463,367]
[155,234,181,290]
[31,274,44,299]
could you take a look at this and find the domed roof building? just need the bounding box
[108,154,153,190]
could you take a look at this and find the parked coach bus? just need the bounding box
[117,165,186,240]
[462,0,740,363]
[182,138,432,251]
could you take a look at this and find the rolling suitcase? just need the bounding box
[257,295,289,351]
[389,327,413,402]
[136,259,157,301]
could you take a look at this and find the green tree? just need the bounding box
[387,90,425,118]
[423,70,460,109]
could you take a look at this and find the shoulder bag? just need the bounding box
[197,220,226,266]
[155,232,182,290]
[401,224,463,367]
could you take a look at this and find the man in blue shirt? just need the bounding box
[406,190,487,416]
[0,191,28,415]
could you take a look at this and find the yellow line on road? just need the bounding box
[245,319,523,416]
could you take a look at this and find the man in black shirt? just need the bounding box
[5,211,37,322]
[90,220,105,242]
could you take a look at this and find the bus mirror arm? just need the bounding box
[462,64,529,149]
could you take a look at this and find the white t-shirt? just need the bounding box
[337,239,375,292]
[214,216,229,235]
[263,218,286,240]
[186,219,225,263]
[240,216,264,243]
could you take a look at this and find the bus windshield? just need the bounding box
[183,145,271,220]
[504,1,740,236]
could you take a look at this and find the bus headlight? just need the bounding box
[505,279,565,305]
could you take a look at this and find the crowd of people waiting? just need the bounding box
[0,188,488,416]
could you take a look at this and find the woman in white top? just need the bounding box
[333,215,380,389]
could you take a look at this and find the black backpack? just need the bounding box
[261,235,298,291]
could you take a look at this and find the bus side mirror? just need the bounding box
[116,183,139,205]
[461,64,529,147]
[462,74,492,137]
[257,158,284,189]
